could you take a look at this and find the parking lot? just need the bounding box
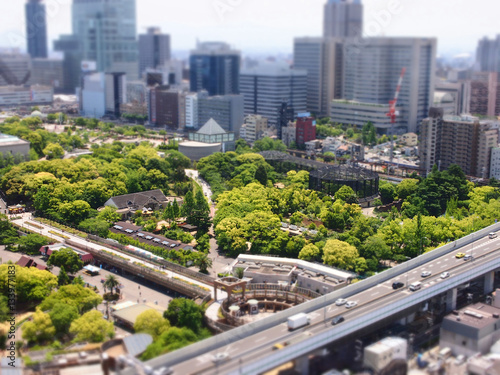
[111,222,194,251]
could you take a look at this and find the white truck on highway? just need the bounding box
[288,313,311,330]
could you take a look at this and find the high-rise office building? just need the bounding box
[293,37,344,118]
[420,109,499,178]
[197,91,244,135]
[26,0,48,58]
[55,0,138,91]
[476,35,500,73]
[31,58,65,91]
[105,72,127,117]
[435,80,471,116]
[340,37,436,133]
[240,64,307,127]
[80,72,106,118]
[138,27,171,78]
[0,52,32,86]
[323,0,363,38]
[190,42,240,96]
[469,72,500,117]
[148,86,188,130]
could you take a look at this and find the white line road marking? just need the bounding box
[372,292,380,297]
[255,336,268,343]
[437,262,441,265]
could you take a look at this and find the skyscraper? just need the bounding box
[26,0,48,59]
[339,37,436,133]
[476,35,500,73]
[239,64,307,127]
[323,0,363,38]
[293,37,344,117]
[138,27,171,78]
[55,0,138,91]
[190,42,240,96]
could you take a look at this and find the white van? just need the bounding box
[409,281,422,291]
[489,232,497,239]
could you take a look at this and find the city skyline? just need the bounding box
[0,0,499,58]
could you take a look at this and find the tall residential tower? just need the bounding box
[138,27,171,78]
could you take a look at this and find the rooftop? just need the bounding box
[197,118,227,135]
[112,303,164,326]
[442,303,500,331]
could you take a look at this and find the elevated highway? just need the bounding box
[137,223,500,375]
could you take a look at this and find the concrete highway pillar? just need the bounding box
[294,355,309,375]
[485,271,495,295]
[446,288,457,312]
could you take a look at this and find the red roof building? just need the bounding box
[40,244,93,263]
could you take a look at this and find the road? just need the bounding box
[167,232,500,375]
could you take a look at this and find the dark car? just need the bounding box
[392,281,405,290]
[331,316,345,325]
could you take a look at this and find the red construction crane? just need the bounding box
[386,67,406,167]
[386,67,406,124]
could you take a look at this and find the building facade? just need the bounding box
[189,42,240,96]
[342,37,437,134]
[185,93,199,129]
[138,27,171,78]
[490,147,500,180]
[197,91,244,136]
[148,86,187,130]
[420,109,499,177]
[31,58,65,91]
[241,115,268,143]
[476,35,500,73]
[296,114,317,146]
[105,72,127,117]
[26,0,48,59]
[0,53,32,86]
[55,0,138,91]
[469,72,500,118]
[293,37,344,118]
[80,72,106,118]
[435,80,471,116]
[323,0,363,38]
[0,85,53,108]
[240,64,307,127]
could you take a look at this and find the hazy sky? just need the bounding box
[1,0,500,58]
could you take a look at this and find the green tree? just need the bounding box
[96,206,121,224]
[163,298,204,333]
[134,309,170,339]
[298,244,321,261]
[0,265,57,304]
[253,137,287,152]
[47,248,84,274]
[79,218,110,237]
[142,327,201,360]
[17,234,49,255]
[57,267,70,286]
[379,182,396,205]
[58,200,93,225]
[0,296,9,322]
[43,143,65,159]
[234,267,245,279]
[22,310,56,343]
[395,178,419,200]
[322,239,359,271]
[254,164,268,186]
[103,274,120,295]
[195,253,212,274]
[334,185,356,202]
[0,215,18,245]
[39,285,102,314]
[49,303,79,335]
[70,310,115,343]
[181,191,194,217]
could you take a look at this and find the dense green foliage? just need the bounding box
[47,248,84,274]
[0,264,57,304]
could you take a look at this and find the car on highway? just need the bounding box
[464,255,474,261]
[212,352,229,364]
[392,281,405,290]
[272,343,286,350]
[440,272,450,279]
[331,316,345,325]
[455,252,465,259]
[335,298,347,306]
[345,301,357,309]
[421,271,432,278]
[489,232,498,239]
